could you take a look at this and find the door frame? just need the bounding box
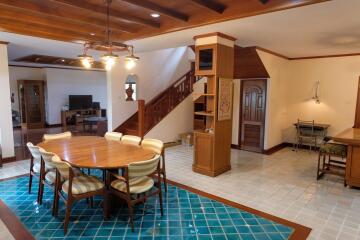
[238,78,267,152]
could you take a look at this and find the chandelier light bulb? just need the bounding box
[125,58,136,70]
[81,58,92,69]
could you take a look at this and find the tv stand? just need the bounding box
[61,108,101,127]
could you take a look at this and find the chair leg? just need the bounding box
[158,188,164,217]
[90,197,94,208]
[53,189,60,217]
[28,173,33,194]
[38,172,45,205]
[64,198,73,234]
[127,200,135,232]
[103,190,109,220]
[162,171,168,193]
[317,152,322,180]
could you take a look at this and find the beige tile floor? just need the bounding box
[0,160,29,180]
[0,219,15,240]
[165,146,360,240]
[1,146,359,240]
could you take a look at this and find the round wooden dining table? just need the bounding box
[37,136,156,169]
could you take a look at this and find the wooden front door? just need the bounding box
[240,79,267,152]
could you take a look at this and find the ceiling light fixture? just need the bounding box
[150,13,160,18]
[77,0,139,71]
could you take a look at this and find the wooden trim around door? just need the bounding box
[167,179,311,240]
[238,78,267,152]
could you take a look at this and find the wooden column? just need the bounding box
[192,32,236,177]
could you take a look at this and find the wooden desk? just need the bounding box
[38,136,155,169]
[333,128,360,187]
[294,123,330,137]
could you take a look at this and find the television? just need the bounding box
[69,95,93,110]
[199,48,213,70]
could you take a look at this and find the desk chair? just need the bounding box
[317,137,347,186]
[296,119,317,151]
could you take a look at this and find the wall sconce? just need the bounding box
[312,80,321,104]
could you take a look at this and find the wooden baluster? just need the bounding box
[137,100,145,138]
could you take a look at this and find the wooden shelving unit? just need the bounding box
[194,111,214,116]
[192,32,235,177]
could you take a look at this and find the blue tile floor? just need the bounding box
[0,175,294,240]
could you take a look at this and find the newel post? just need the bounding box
[137,99,145,138]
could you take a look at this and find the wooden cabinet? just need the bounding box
[61,109,101,127]
[334,128,360,187]
[18,80,45,129]
[345,145,360,187]
[193,130,213,174]
[192,32,235,177]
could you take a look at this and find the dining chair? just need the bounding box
[27,143,55,203]
[107,154,163,231]
[43,131,72,141]
[141,138,167,192]
[105,131,123,141]
[296,119,317,151]
[317,137,347,186]
[37,149,60,206]
[51,155,107,234]
[121,135,142,146]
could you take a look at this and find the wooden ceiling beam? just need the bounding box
[189,0,226,14]
[120,0,189,22]
[0,6,123,40]
[0,19,102,42]
[52,0,160,28]
[0,0,137,34]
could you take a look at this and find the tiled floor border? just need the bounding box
[0,174,311,240]
[167,179,312,240]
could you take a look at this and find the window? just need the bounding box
[125,74,138,101]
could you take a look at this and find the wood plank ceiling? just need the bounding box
[0,0,328,43]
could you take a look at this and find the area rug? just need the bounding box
[0,175,310,240]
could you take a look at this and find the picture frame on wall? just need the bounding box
[217,77,233,121]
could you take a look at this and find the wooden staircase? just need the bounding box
[114,69,195,137]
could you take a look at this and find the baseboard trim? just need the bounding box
[263,143,289,155]
[45,123,62,128]
[2,156,16,164]
[231,144,241,150]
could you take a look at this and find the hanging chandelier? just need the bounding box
[77,0,139,71]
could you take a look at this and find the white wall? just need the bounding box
[0,44,14,158]
[255,50,360,149]
[284,57,360,142]
[145,95,194,142]
[8,66,45,112]
[257,50,289,149]
[45,68,107,124]
[108,46,192,130]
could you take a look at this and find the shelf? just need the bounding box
[194,111,214,116]
[202,94,214,97]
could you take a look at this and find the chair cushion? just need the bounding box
[320,143,347,156]
[62,175,104,195]
[45,170,56,184]
[32,161,55,173]
[44,168,83,184]
[111,176,154,194]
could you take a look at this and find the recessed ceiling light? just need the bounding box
[150,13,160,18]
[90,33,96,36]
